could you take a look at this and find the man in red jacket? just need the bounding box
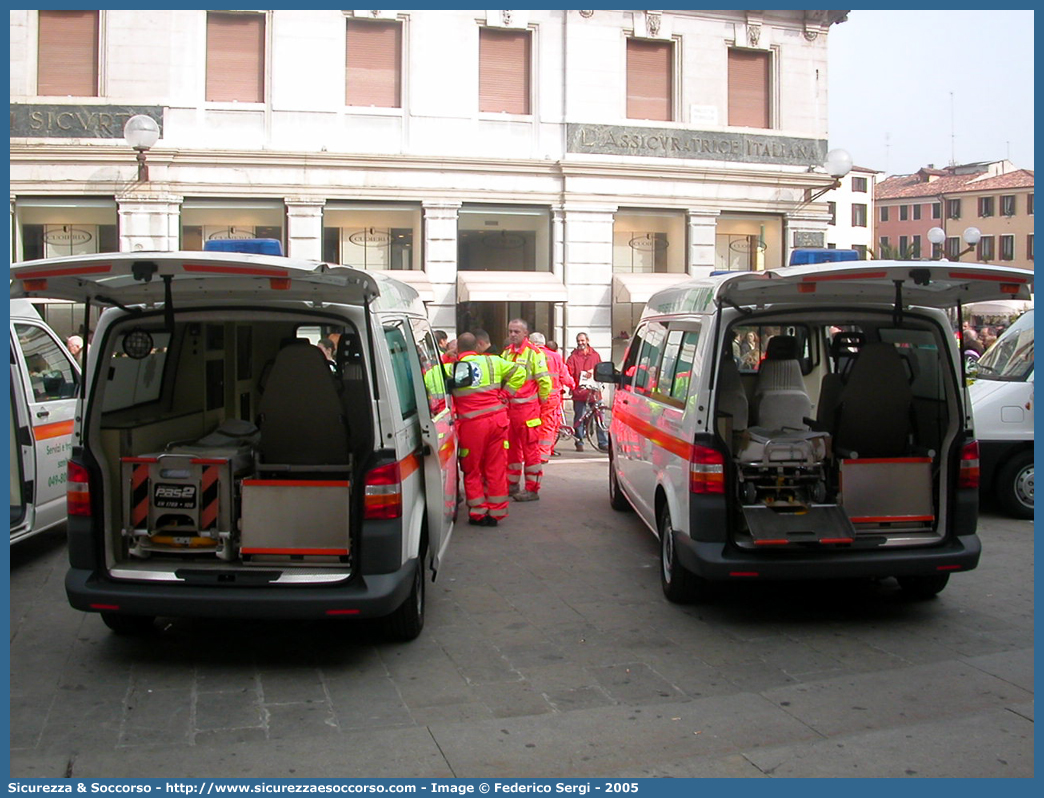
[502,319,552,501]
[530,332,575,462]
[565,332,608,452]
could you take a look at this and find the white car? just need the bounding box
[11,251,458,639]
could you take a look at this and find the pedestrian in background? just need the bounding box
[449,332,524,526]
[502,319,552,501]
[565,332,608,452]
[66,334,84,365]
[530,332,574,461]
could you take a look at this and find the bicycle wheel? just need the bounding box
[585,406,609,448]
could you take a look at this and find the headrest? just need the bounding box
[765,335,800,360]
[831,330,865,357]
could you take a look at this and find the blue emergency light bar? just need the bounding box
[203,238,284,256]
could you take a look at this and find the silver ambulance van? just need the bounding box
[596,262,1032,602]
[10,251,458,639]
[10,299,81,544]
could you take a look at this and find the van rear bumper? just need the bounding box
[65,561,416,620]
[680,535,981,581]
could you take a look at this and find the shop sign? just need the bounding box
[729,238,766,254]
[11,104,164,139]
[567,123,827,167]
[348,229,392,247]
[629,234,668,252]
[43,227,93,246]
[793,231,825,248]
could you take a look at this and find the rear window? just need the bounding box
[730,324,812,374]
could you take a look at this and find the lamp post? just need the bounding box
[927,225,981,261]
[123,114,160,182]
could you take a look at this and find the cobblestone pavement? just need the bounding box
[9,452,1034,778]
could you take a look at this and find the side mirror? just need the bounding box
[593,361,620,385]
[450,360,480,389]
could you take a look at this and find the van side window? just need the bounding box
[633,321,667,396]
[384,324,418,419]
[668,330,700,402]
[620,326,646,388]
[15,323,79,401]
[409,319,448,417]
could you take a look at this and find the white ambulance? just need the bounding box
[10,299,81,544]
[10,251,458,639]
[595,262,1032,602]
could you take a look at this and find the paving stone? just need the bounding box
[120,687,193,747]
[263,701,339,741]
[194,689,265,732]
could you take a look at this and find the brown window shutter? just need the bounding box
[38,10,98,97]
[479,28,530,115]
[626,39,672,122]
[728,49,770,128]
[206,12,265,103]
[346,20,402,108]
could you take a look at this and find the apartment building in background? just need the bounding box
[875,161,1034,271]
[823,164,878,258]
[10,9,851,355]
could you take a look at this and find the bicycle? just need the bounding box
[566,379,611,449]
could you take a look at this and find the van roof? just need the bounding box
[642,261,1034,319]
[9,251,425,315]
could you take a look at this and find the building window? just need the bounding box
[851,176,868,193]
[1028,194,1034,215]
[852,244,867,259]
[206,12,266,103]
[1000,234,1015,261]
[912,204,921,221]
[899,235,909,258]
[1001,195,1016,217]
[978,196,994,217]
[978,235,995,261]
[626,38,673,122]
[479,27,531,115]
[880,206,889,223]
[932,202,941,219]
[911,235,921,259]
[37,10,99,97]
[827,201,836,226]
[727,48,770,129]
[346,19,401,108]
[946,198,961,219]
[945,237,960,260]
[1028,234,1034,261]
[931,241,944,260]
[899,205,909,221]
[852,204,867,227]
[879,236,889,257]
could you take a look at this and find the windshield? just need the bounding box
[975,310,1034,381]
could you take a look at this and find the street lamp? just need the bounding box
[928,225,981,260]
[123,114,160,182]
[807,148,853,203]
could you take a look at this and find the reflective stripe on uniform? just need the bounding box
[525,417,542,427]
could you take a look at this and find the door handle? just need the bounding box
[35,409,50,419]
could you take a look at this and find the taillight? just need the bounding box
[363,461,403,519]
[958,440,980,490]
[690,444,726,494]
[67,461,92,516]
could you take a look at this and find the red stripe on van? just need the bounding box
[801,270,888,282]
[399,452,421,480]
[182,263,291,277]
[947,271,1030,283]
[33,419,74,440]
[17,263,113,279]
[613,406,692,461]
[240,547,349,556]
[242,479,350,488]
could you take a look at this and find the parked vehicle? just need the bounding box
[969,309,1033,518]
[10,299,81,544]
[10,251,458,639]
[595,262,1033,602]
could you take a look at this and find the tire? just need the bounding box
[585,408,609,448]
[995,450,1033,519]
[608,450,630,512]
[101,612,156,636]
[659,505,708,604]
[897,573,950,599]
[384,560,426,642]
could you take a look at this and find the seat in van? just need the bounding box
[817,330,866,429]
[256,341,350,466]
[716,353,748,452]
[832,342,913,458]
[752,335,811,431]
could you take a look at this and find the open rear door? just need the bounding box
[10,357,34,542]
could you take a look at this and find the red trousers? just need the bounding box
[537,393,564,462]
[458,410,510,522]
[507,402,543,494]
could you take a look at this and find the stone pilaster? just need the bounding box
[422,201,462,335]
[687,209,720,279]
[285,198,326,260]
[117,193,182,252]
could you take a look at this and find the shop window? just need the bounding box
[346,18,401,108]
[206,11,265,103]
[728,48,770,129]
[613,211,685,274]
[16,197,118,261]
[37,10,98,97]
[323,204,420,270]
[626,38,673,122]
[479,28,531,115]
[716,216,780,271]
[457,206,549,272]
[180,199,285,251]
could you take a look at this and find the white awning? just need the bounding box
[612,273,691,304]
[382,269,434,303]
[457,271,568,303]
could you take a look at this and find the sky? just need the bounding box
[828,9,1034,177]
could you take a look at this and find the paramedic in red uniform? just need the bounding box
[502,319,553,501]
[529,332,574,462]
[449,332,525,526]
